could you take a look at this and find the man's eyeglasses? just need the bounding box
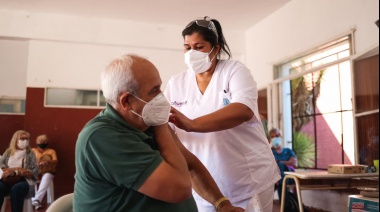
[186,16,218,40]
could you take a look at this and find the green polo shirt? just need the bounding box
[74,104,197,212]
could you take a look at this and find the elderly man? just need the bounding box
[74,54,244,212]
[268,127,297,206]
[268,128,297,169]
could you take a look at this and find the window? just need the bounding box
[353,47,379,166]
[0,97,25,114]
[45,88,106,108]
[270,35,354,169]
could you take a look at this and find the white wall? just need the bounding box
[245,0,379,89]
[0,39,29,97]
[26,40,185,90]
[0,10,244,94]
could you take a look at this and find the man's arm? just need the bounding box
[169,129,245,212]
[138,124,192,203]
[279,149,297,167]
[281,156,297,167]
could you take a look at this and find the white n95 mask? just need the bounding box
[131,93,171,126]
[184,47,216,74]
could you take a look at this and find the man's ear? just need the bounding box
[119,92,132,110]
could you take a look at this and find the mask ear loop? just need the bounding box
[130,110,144,119]
[127,93,147,120]
[129,93,147,104]
[208,46,218,62]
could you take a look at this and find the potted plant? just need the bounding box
[293,131,315,168]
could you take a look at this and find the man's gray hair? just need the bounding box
[269,127,282,137]
[101,54,140,106]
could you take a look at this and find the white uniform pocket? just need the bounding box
[220,90,231,106]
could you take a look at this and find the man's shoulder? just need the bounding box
[283,147,294,151]
[77,117,116,144]
[81,116,122,135]
[79,116,142,144]
[87,115,114,126]
[283,148,296,155]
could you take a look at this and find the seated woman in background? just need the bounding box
[0,130,39,212]
[31,134,58,210]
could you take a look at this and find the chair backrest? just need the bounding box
[46,193,73,212]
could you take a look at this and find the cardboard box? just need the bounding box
[327,164,365,174]
[348,195,379,212]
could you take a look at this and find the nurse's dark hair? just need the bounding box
[182,17,232,60]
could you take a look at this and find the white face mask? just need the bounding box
[131,93,171,126]
[17,139,29,150]
[184,47,216,74]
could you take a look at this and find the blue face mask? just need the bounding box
[271,137,282,148]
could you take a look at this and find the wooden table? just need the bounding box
[280,171,379,212]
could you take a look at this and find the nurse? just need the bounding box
[164,16,280,212]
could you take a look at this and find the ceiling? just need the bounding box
[0,0,291,31]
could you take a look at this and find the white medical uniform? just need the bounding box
[164,60,281,209]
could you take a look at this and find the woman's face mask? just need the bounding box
[130,93,171,126]
[184,47,216,74]
[271,137,282,148]
[17,137,29,150]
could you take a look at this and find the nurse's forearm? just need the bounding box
[191,103,253,132]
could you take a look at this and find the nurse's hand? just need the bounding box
[169,107,194,132]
